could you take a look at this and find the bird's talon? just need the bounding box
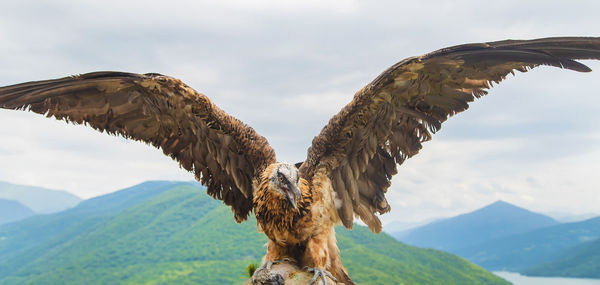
[252,258,295,282]
[252,259,289,284]
[305,267,336,285]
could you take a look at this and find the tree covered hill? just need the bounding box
[522,237,600,278]
[0,180,189,271]
[0,181,508,285]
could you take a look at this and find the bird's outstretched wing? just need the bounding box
[298,37,600,232]
[0,71,276,222]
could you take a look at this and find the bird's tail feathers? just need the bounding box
[336,266,355,285]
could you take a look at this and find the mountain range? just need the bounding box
[393,200,600,279]
[0,181,81,213]
[394,200,559,251]
[0,199,34,225]
[456,216,600,273]
[0,181,508,285]
[383,218,439,235]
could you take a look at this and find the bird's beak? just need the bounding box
[285,184,302,209]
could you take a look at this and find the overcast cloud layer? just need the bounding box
[1,0,599,225]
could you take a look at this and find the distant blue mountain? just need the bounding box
[384,217,441,236]
[395,200,559,252]
[0,181,81,213]
[0,199,35,225]
[543,211,599,223]
[456,216,600,272]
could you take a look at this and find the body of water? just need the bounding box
[494,272,600,285]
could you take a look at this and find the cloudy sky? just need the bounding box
[1,0,599,225]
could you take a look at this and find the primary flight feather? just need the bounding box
[1,37,600,285]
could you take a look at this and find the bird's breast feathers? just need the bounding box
[253,166,340,245]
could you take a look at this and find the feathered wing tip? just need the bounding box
[0,71,277,222]
[300,37,600,231]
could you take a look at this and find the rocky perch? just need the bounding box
[244,261,342,285]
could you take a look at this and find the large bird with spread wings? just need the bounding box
[1,37,600,284]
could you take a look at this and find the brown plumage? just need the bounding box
[1,37,600,284]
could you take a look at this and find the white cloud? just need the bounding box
[281,91,350,114]
[0,111,192,198]
[219,0,359,15]
[383,133,600,223]
[1,0,599,222]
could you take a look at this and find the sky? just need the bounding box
[1,0,599,226]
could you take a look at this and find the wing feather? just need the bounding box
[299,37,600,232]
[0,71,276,222]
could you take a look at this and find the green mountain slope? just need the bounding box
[0,199,34,225]
[337,226,507,284]
[456,216,600,271]
[0,181,195,275]
[522,237,600,278]
[396,200,559,252]
[0,181,81,213]
[0,182,508,285]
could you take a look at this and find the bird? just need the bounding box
[1,37,600,285]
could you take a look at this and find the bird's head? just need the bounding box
[268,163,302,209]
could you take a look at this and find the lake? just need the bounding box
[494,272,600,285]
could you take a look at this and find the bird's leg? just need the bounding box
[252,258,294,284]
[255,257,294,273]
[303,234,337,285]
[252,240,292,284]
[252,260,287,285]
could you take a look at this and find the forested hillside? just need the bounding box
[0,181,508,285]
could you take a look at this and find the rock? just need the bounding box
[244,261,341,285]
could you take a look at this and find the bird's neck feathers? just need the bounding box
[253,164,312,231]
